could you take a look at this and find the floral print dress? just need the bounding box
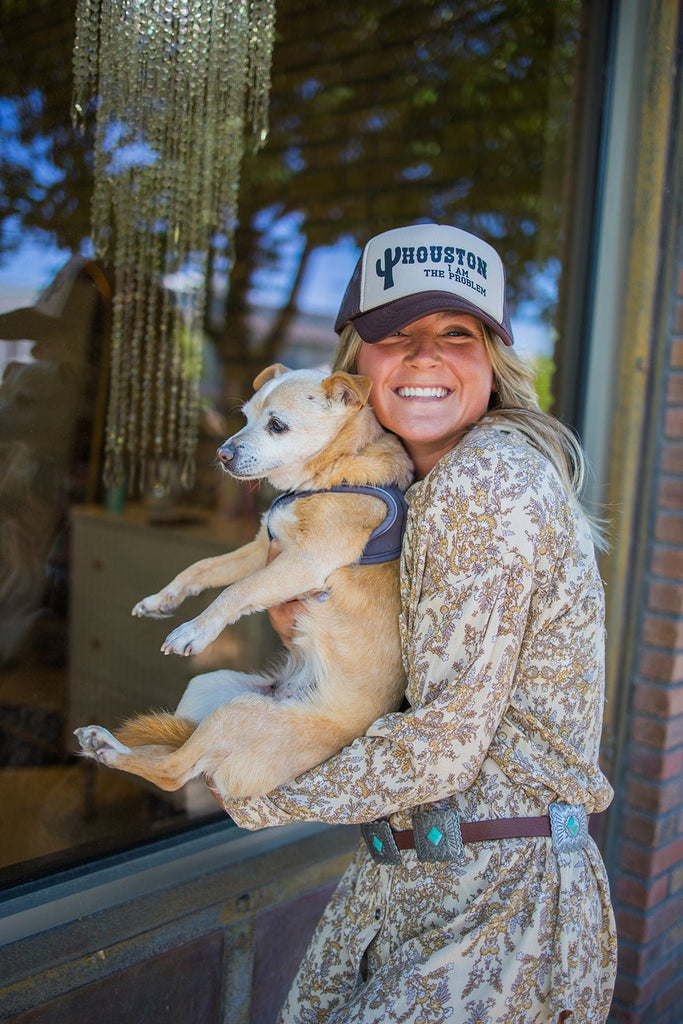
[217,423,618,1024]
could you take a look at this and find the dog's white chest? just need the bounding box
[266,499,300,544]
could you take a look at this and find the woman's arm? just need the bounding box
[217,436,555,830]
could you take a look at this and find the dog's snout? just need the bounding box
[217,442,236,465]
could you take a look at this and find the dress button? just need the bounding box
[374,907,382,920]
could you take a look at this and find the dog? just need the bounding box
[74,365,413,799]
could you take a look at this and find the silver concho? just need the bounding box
[549,803,589,853]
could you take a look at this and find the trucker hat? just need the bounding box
[334,224,514,346]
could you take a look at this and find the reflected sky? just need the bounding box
[0,95,554,361]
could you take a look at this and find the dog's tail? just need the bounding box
[115,711,196,750]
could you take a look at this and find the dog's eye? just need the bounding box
[268,416,289,435]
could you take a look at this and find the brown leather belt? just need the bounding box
[392,814,552,848]
[361,805,591,864]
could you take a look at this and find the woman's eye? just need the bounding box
[268,416,289,434]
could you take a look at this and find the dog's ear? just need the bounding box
[321,372,372,407]
[252,364,290,392]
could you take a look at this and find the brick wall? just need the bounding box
[608,218,683,1023]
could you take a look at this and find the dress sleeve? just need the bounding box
[218,435,561,831]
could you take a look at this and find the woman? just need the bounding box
[217,224,617,1023]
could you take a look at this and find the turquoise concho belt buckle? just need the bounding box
[413,807,463,862]
[548,803,589,853]
[360,820,402,865]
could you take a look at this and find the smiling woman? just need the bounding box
[221,222,617,1024]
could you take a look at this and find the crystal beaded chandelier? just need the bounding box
[72,0,276,493]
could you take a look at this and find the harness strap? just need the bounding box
[267,484,408,565]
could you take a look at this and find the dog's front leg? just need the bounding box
[132,527,270,618]
[161,550,326,657]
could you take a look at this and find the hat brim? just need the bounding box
[351,292,514,347]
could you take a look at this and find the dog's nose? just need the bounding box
[217,442,236,465]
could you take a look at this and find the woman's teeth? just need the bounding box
[395,386,450,398]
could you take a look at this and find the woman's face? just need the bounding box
[356,311,494,478]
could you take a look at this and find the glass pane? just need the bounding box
[0,0,591,884]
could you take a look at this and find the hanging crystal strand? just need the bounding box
[132,0,157,489]
[73,0,277,495]
[247,0,276,147]
[175,0,205,489]
[146,0,175,485]
[164,0,189,476]
[72,0,99,129]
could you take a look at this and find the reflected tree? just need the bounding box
[0,0,585,397]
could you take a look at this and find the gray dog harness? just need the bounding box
[267,484,408,564]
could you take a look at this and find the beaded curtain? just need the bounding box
[72,0,276,494]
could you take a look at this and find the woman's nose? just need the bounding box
[405,337,441,364]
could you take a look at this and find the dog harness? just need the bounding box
[267,484,408,565]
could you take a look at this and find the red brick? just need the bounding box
[671,864,683,893]
[648,581,683,614]
[612,973,640,1015]
[651,545,683,581]
[632,681,683,716]
[614,872,669,910]
[642,614,683,649]
[621,808,679,846]
[664,406,683,438]
[659,441,683,473]
[622,802,679,843]
[620,835,683,877]
[616,930,677,978]
[631,711,683,749]
[628,743,683,781]
[667,372,683,403]
[638,959,680,1011]
[615,904,648,943]
[613,954,680,1010]
[657,475,683,507]
[642,889,683,943]
[672,339,683,368]
[638,648,683,682]
[655,511,683,544]
[651,965,683,1021]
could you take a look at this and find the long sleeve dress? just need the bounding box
[215,422,618,1024]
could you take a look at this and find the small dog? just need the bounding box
[75,365,413,798]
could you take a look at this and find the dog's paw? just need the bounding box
[132,589,182,618]
[74,725,130,765]
[161,617,219,657]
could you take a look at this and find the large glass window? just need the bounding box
[0,0,602,884]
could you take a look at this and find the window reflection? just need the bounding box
[0,0,589,882]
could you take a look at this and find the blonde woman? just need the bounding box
[217,224,617,1024]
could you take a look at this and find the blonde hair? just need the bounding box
[332,322,606,550]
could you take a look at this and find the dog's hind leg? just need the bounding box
[74,721,226,791]
[206,696,350,798]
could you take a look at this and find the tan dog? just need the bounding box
[75,365,413,798]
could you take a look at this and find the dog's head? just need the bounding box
[217,364,375,489]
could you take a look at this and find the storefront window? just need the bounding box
[0,0,599,884]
